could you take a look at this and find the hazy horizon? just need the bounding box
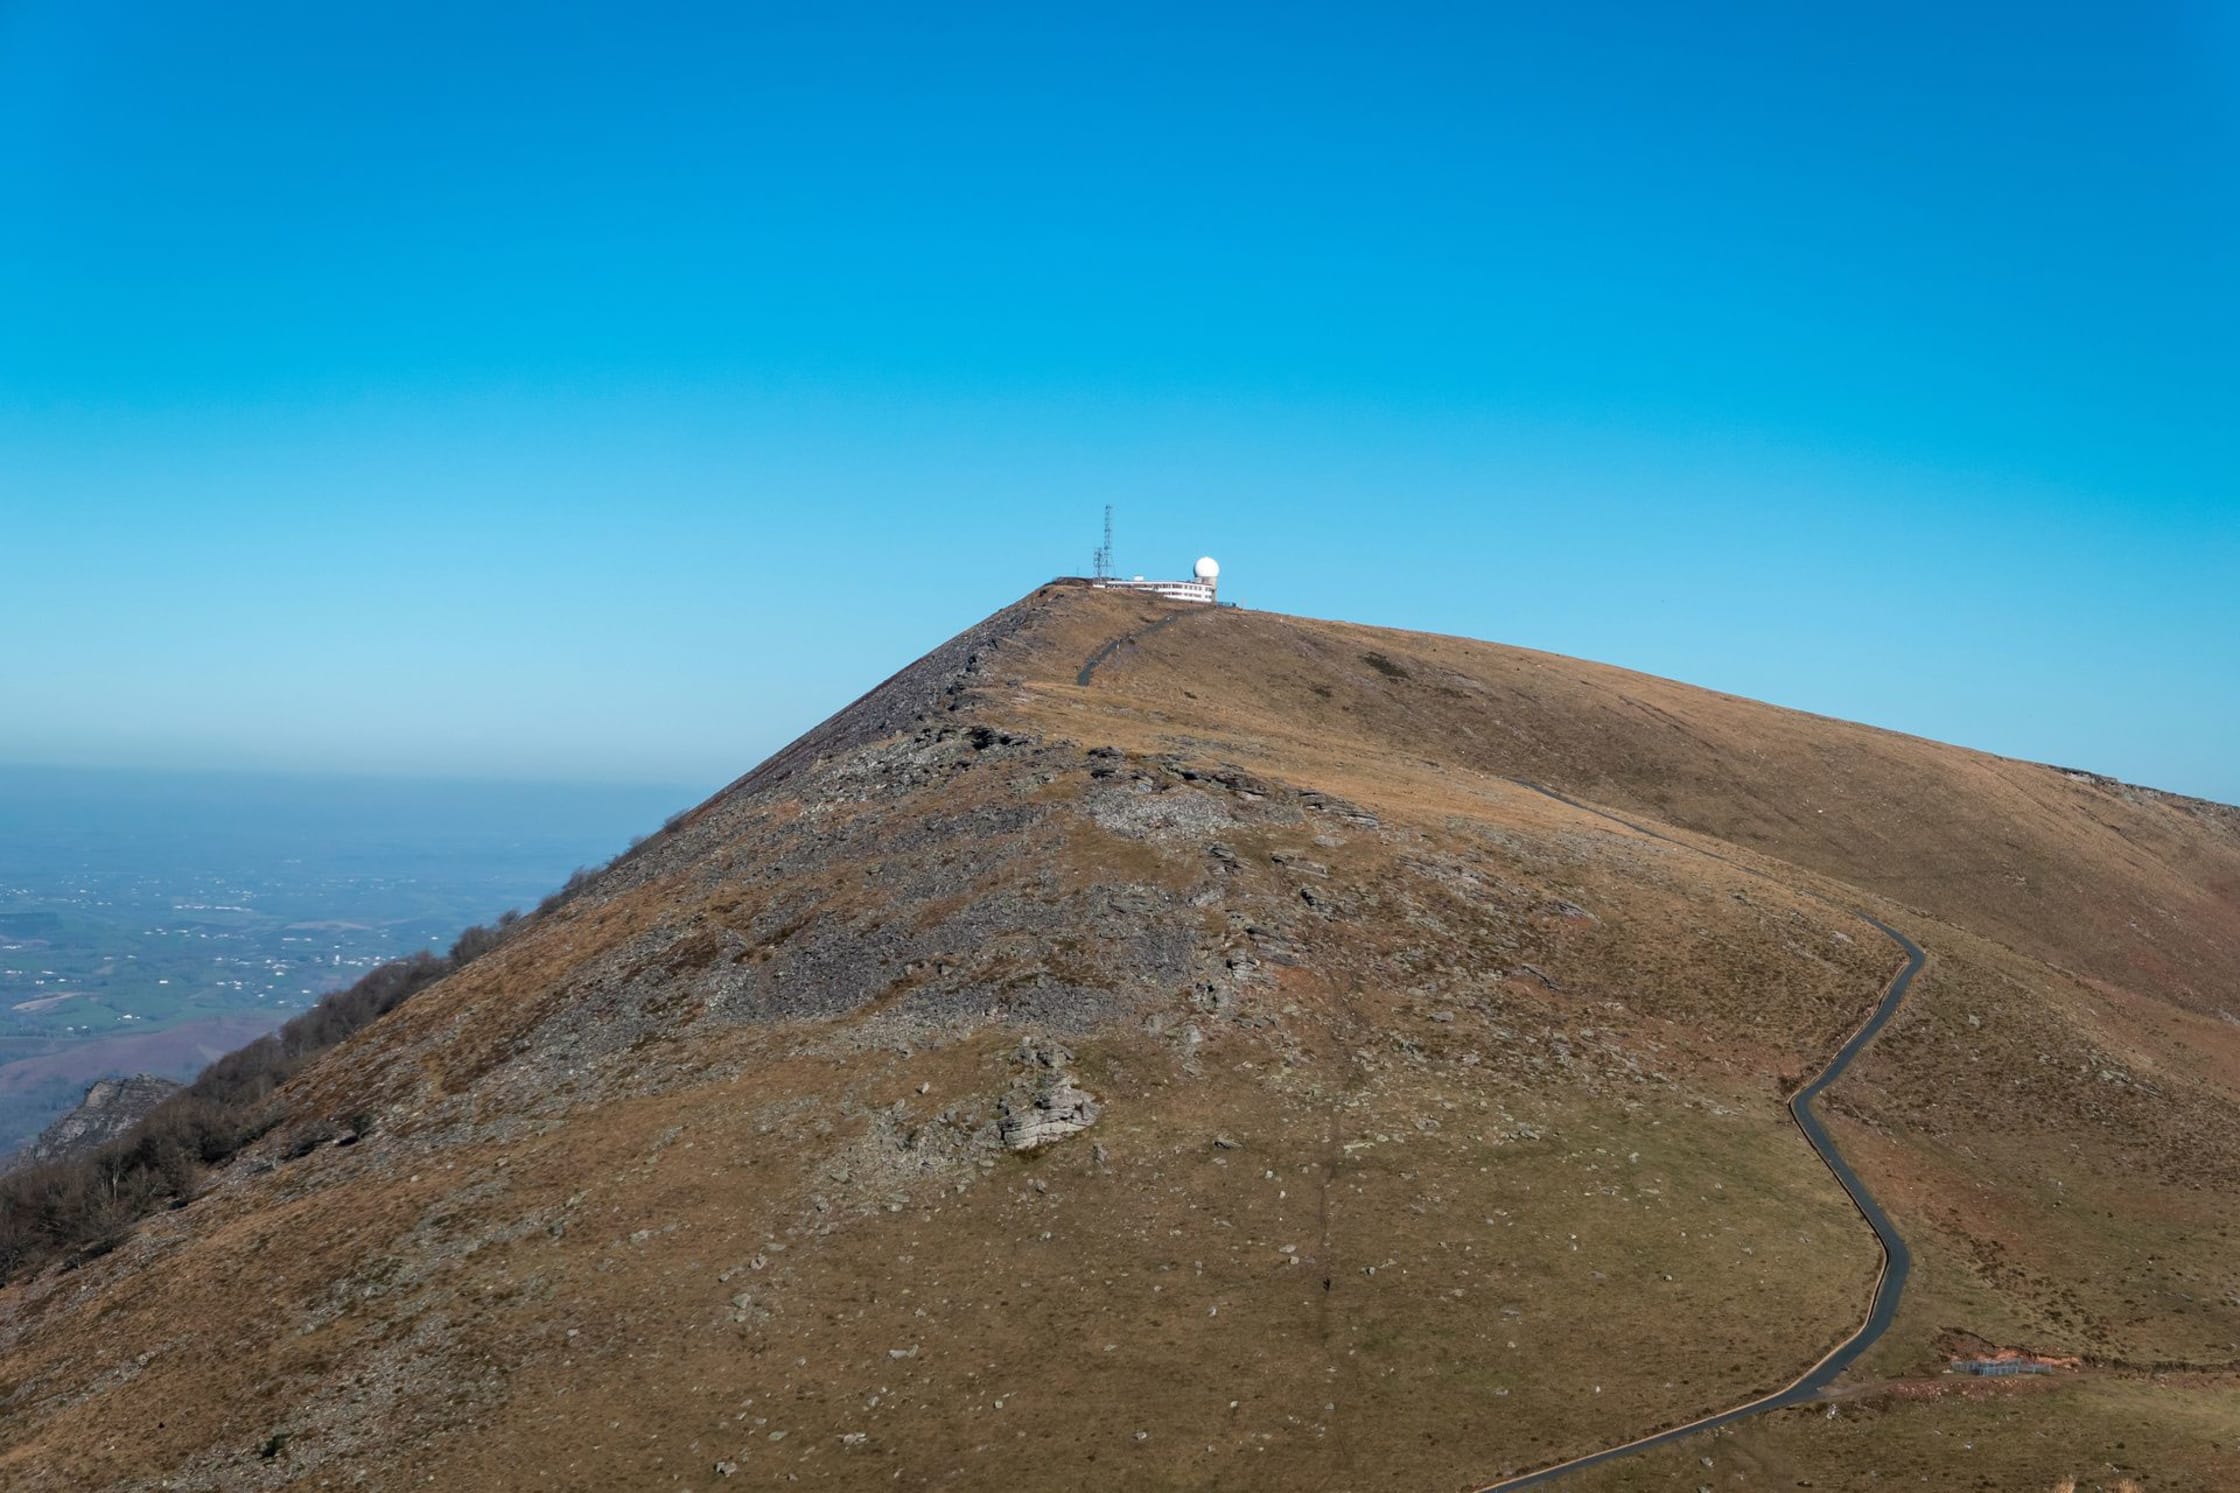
[1,613,2235,810]
[0,759,713,798]
[0,762,695,1151]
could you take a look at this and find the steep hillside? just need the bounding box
[2,582,2234,1493]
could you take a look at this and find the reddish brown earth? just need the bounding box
[1,582,2234,1492]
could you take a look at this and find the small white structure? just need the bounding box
[1093,555,1220,604]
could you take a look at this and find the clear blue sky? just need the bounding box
[3,3,2234,802]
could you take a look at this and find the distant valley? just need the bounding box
[0,768,692,1155]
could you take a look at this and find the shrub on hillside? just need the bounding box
[0,910,526,1284]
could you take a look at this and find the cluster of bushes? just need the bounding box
[0,908,536,1284]
[0,789,708,1288]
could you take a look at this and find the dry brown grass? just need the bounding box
[0,583,2233,1492]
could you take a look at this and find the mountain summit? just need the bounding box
[4,582,2235,1491]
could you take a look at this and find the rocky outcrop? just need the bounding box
[997,1041,1100,1150]
[997,1079,1100,1151]
[10,1074,180,1170]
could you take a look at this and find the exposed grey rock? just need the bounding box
[10,1074,182,1170]
[999,1078,1102,1155]
[1087,781,1236,843]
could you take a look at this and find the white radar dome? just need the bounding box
[1193,556,1220,581]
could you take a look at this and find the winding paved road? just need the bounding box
[1070,621,1927,1488]
[1472,786,1925,1490]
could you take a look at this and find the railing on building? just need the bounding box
[1092,577,1217,604]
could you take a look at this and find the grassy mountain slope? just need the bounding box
[1,582,2233,1492]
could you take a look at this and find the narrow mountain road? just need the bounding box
[1471,785,1926,1490]
[1074,604,1208,686]
[1066,618,1928,1488]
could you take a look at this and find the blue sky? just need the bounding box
[3,3,2234,801]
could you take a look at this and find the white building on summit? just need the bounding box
[1084,509,1220,602]
[1093,555,1219,605]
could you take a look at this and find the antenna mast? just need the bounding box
[1094,505,1114,579]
